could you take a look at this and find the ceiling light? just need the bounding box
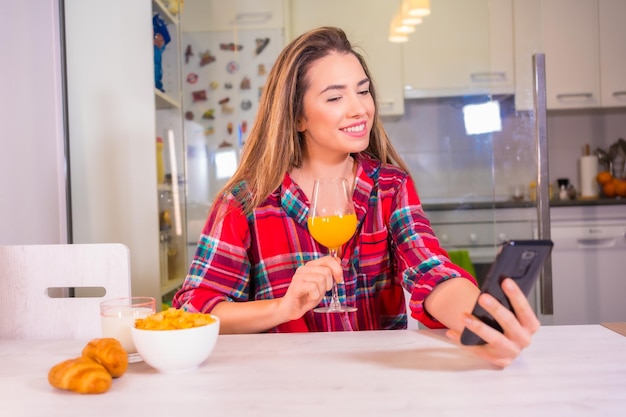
[405,0,431,17]
[391,13,415,34]
[388,19,409,43]
[400,0,424,25]
[389,32,409,43]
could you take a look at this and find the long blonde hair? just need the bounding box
[219,27,409,215]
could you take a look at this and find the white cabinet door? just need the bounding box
[599,0,626,108]
[541,0,600,109]
[403,0,514,99]
[289,0,405,116]
[513,0,542,111]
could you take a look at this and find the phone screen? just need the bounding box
[460,239,553,346]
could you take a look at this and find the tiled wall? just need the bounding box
[382,97,626,202]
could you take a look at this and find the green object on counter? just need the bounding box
[448,250,476,279]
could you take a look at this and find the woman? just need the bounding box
[173,27,539,367]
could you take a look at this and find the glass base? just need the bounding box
[313,305,357,313]
[128,353,144,363]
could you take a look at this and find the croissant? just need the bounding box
[81,338,128,378]
[48,356,112,394]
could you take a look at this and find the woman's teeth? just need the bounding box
[343,124,365,133]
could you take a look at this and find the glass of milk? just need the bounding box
[100,297,156,357]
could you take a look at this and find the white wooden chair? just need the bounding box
[0,243,131,340]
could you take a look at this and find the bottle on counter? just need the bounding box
[529,181,555,201]
[156,137,165,184]
[557,178,570,200]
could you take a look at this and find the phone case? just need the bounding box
[460,239,553,346]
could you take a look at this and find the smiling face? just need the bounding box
[296,51,375,163]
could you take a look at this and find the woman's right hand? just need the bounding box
[278,256,344,321]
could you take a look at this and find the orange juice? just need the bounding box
[307,214,357,249]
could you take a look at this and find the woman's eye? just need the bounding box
[358,89,370,96]
[327,96,341,102]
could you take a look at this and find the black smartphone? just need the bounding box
[460,239,553,346]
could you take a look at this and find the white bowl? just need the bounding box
[131,315,220,373]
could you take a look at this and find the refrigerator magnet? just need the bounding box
[202,109,215,120]
[241,100,252,111]
[199,50,215,66]
[255,38,270,56]
[192,90,207,102]
[220,43,243,51]
[185,45,193,64]
[226,61,239,74]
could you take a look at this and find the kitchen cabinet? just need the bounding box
[289,0,405,116]
[189,0,286,31]
[541,0,600,109]
[541,0,626,109]
[513,0,542,111]
[598,0,626,108]
[547,205,626,325]
[402,0,514,99]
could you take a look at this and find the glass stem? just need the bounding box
[329,248,341,311]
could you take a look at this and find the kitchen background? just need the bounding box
[3,0,625,326]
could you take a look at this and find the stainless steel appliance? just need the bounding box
[425,207,537,287]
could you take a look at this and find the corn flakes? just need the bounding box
[134,308,215,330]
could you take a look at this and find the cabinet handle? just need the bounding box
[234,12,272,24]
[470,72,507,82]
[576,237,615,248]
[377,100,395,111]
[612,91,626,97]
[556,93,593,99]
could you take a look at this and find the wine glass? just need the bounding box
[307,178,358,313]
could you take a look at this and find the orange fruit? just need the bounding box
[596,171,613,185]
[615,179,626,198]
[603,181,616,198]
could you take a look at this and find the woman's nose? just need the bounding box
[347,93,367,117]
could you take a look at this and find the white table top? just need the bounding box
[1,325,625,417]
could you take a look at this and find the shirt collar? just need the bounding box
[278,154,381,226]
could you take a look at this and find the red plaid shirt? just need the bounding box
[173,154,476,332]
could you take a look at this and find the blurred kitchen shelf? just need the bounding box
[152,0,177,26]
[161,276,185,296]
[157,183,173,192]
[155,89,181,109]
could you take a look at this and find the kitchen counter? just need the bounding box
[423,197,626,211]
[1,326,625,416]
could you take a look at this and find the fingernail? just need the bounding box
[481,294,493,307]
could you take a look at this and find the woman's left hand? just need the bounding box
[446,278,541,368]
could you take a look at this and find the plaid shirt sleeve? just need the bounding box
[383,171,477,328]
[172,194,252,314]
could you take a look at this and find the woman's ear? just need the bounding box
[296,116,306,133]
